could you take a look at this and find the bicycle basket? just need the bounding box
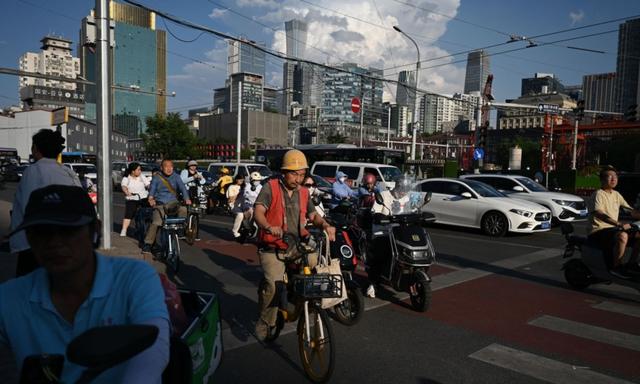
[292,273,343,299]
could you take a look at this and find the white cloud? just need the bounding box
[236,0,280,9]
[262,0,464,95]
[569,10,585,26]
[209,8,228,19]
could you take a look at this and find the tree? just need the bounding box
[142,113,199,159]
[326,133,347,144]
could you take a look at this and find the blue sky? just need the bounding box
[1,0,639,116]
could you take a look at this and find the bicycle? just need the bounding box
[185,185,209,245]
[262,234,343,383]
[155,207,186,274]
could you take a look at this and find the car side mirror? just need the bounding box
[423,191,432,205]
[513,186,525,192]
[461,192,473,199]
[374,191,384,205]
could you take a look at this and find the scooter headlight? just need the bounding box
[339,245,353,259]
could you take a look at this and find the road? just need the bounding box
[1,181,639,383]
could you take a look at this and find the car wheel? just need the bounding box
[481,211,508,237]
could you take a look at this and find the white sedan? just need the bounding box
[415,178,552,236]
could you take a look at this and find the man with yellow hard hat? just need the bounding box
[253,149,336,340]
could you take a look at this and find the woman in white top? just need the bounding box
[120,162,151,237]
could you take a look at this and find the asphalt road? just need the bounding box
[1,182,639,384]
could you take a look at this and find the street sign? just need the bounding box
[351,97,361,114]
[537,103,559,114]
[473,148,484,160]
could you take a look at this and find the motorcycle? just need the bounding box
[370,190,437,312]
[561,221,640,292]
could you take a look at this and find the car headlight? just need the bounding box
[552,199,574,207]
[509,208,533,218]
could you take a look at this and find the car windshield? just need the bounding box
[140,163,154,172]
[248,165,272,177]
[73,165,97,174]
[459,179,504,197]
[379,166,401,181]
[516,177,547,192]
[312,175,332,188]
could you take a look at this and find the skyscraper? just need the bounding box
[463,50,490,94]
[396,70,416,107]
[19,36,80,91]
[227,39,266,78]
[615,18,640,113]
[283,19,308,113]
[80,2,167,137]
[583,73,616,112]
[521,73,565,96]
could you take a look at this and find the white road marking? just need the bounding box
[469,343,634,384]
[592,301,640,318]
[529,315,640,352]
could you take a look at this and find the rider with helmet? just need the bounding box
[358,172,381,209]
[180,160,205,203]
[365,175,415,298]
[253,149,336,341]
[210,167,233,211]
[231,171,265,238]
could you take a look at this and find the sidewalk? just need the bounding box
[97,232,167,274]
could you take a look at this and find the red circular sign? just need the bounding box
[351,97,361,114]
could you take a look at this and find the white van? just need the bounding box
[207,162,272,181]
[310,161,401,190]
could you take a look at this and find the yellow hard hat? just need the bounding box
[281,149,308,171]
[220,167,230,175]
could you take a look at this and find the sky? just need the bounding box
[1,0,640,116]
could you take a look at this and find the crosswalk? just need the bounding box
[468,300,640,383]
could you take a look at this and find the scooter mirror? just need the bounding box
[423,191,432,205]
[374,191,384,205]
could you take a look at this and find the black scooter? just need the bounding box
[370,191,437,312]
[561,221,640,292]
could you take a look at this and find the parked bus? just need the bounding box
[256,144,405,171]
[61,151,97,165]
[0,147,19,164]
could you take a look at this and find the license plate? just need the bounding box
[579,210,587,217]
[541,221,550,229]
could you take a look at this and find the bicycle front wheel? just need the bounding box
[297,304,335,383]
[185,213,199,245]
[166,232,181,273]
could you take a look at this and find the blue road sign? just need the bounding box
[473,148,484,160]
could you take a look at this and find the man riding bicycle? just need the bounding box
[142,159,191,256]
[180,160,206,203]
[253,149,336,341]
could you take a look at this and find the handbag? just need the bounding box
[314,233,348,309]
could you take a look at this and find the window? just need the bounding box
[419,181,446,194]
[338,166,359,180]
[313,164,337,178]
[474,177,518,192]
[441,182,471,196]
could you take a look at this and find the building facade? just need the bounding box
[20,85,85,118]
[521,73,565,96]
[80,2,167,137]
[463,50,490,94]
[396,70,417,108]
[583,72,616,113]
[19,36,80,91]
[498,93,575,130]
[419,93,479,134]
[282,19,308,113]
[227,39,266,78]
[229,73,263,112]
[198,110,288,147]
[615,18,640,113]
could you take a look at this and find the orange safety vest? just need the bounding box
[258,178,310,250]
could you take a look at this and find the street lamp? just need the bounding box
[393,25,420,161]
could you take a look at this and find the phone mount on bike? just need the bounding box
[67,325,159,384]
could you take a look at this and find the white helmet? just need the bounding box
[250,171,264,182]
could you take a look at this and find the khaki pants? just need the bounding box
[144,201,187,245]
[258,248,318,326]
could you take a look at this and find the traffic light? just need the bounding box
[625,104,637,122]
[573,100,585,121]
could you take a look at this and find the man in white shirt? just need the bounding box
[9,129,81,276]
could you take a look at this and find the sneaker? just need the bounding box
[233,232,241,238]
[366,284,376,298]
[255,320,269,341]
[120,230,127,237]
[141,244,153,255]
[195,238,201,242]
[610,267,631,279]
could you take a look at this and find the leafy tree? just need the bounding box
[142,113,199,159]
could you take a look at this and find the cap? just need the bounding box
[187,160,198,167]
[10,185,97,235]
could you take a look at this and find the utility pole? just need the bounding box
[387,104,391,148]
[96,0,112,248]
[545,115,554,189]
[236,81,242,164]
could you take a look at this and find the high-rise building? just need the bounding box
[383,103,411,137]
[227,39,266,78]
[293,62,323,107]
[615,18,640,113]
[263,86,280,113]
[463,50,490,94]
[80,2,167,137]
[282,19,308,113]
[229,73,263,112]
[521,73,565,96]
[321,63,383,126]
[419,93,479,134]
[396,70,416,108]
[583,73,616,112]
[19,36,80,91]
[213,86,229,113]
